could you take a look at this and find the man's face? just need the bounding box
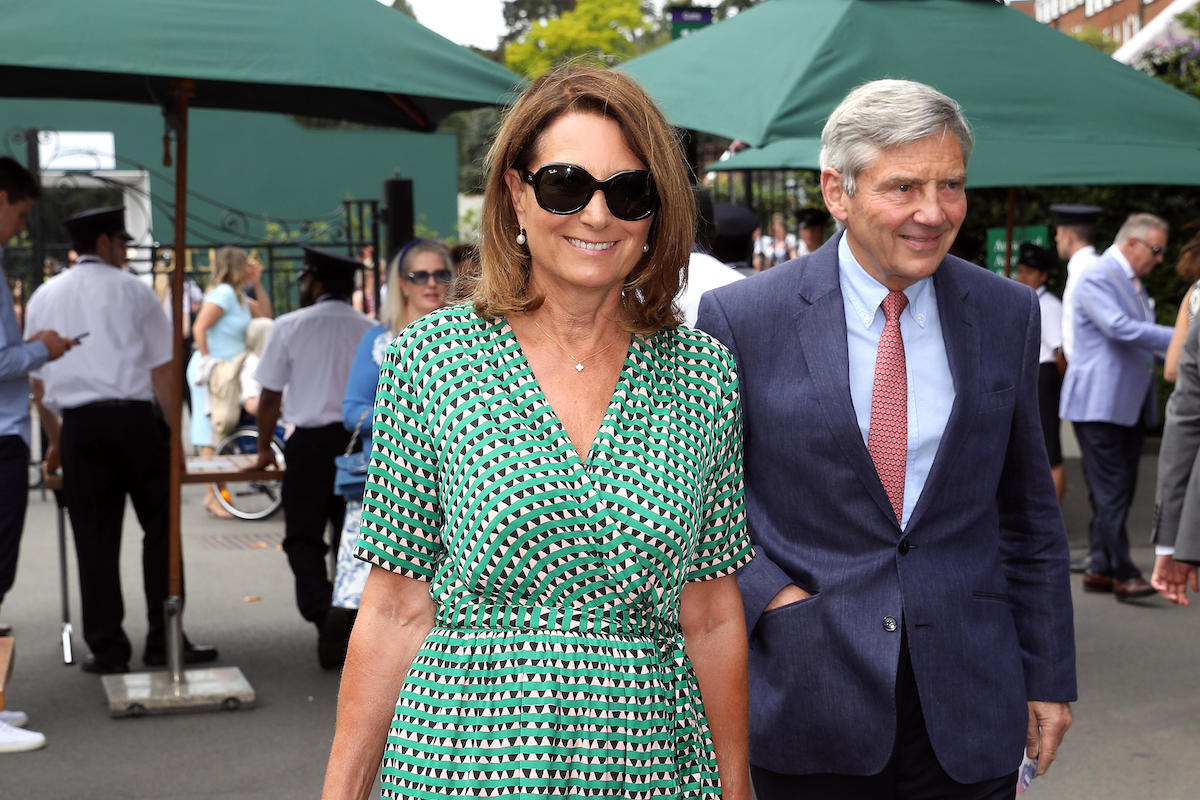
[1014,264,1047,290]
[1053,226,1072,260]
[822,134,967,291]
[1125,227,1167,277]
[0,192,33,244]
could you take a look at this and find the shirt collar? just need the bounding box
[1106,244,1135,280]
[837,233,934,330]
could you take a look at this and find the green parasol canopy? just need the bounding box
[0,0,522,129]
[706,137,1200,188]
[621,0,1200,185]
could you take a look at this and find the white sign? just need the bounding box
[38,131,116,170]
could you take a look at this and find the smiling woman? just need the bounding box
[322,65,755,800]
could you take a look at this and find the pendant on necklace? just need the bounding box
[575,362,585,372]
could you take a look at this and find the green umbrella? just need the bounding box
[707,136,1200,188]
[0,0,521,128]
[0,0,521,693]
[621,0,1200,183]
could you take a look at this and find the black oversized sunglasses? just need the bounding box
[521,163,658,221]
[404,269,453,285]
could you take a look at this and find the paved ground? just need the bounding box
[2,454,1198,799]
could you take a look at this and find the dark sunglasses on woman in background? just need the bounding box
[404,269,453,285]
[521,163,658,221]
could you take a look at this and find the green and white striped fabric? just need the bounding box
[356,304,750,798]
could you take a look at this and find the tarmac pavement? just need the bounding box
[1,453,1198,799]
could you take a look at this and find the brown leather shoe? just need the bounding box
[1113,576,1156,601]
[1082,571,1113,592]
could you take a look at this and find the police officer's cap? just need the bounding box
[1017,242,1055,273]
[1049,204,1102,227]
[794,207,830,229]
[63,206,132,243]
[713,204,759,240]
[300,245,360,281]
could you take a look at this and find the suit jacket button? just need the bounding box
[883,616,898,632]
[898,540,910,555]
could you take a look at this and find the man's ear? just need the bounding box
[504,168,527,231]
[821,168,849,223]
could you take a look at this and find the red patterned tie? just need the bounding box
[868,290,909,524]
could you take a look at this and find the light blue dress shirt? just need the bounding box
[1,252,49,445]
[837,235,955,529]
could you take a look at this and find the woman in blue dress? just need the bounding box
[187,246,272,516]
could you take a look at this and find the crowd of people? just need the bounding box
[0,61,1198,800]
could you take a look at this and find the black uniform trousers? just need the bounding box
[60,401,171,664]
[750,631,1018,800]
[281,423,350,624]
[0,435,30,606]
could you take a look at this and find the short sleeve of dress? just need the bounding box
[687,350,752,582]
[354,339,444,580]
[205,283,239,314]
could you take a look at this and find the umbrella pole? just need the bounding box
[100,78,255,716]
[164,79,192,683]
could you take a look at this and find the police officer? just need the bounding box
[249,246,372,666]
[1013,242,1067,502]
[26,206,217,674]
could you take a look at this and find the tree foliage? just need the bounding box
[502,1,577,44]
[1068,25,1118,55]
[504,0,652,78]
[391,0,415,16]
[1135,10,1200,98]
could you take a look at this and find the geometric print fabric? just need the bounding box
[867,290,908,524]
[355,304,752,798]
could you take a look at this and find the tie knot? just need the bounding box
[882,291,908,322]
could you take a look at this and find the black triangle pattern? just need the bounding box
[349,305,752,796]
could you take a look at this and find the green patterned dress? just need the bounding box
[355,304,751,799]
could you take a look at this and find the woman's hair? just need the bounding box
[210,246,249,304]
[1177,220,1200,283]
[244,317,274,357]
[380,239,454,334]
[474,64,694,334]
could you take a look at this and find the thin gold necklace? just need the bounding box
[531,319,619,373]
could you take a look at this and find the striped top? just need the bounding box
[356,304,750,798]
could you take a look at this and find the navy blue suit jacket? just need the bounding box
[697,235,1077,784]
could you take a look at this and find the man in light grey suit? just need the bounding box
[1060,213,1173,600]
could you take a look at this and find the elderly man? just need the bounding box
[1061,213,1174,601]
[698,80,1076,799]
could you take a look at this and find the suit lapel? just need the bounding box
[907,260,979,531]
[793,238,898,525]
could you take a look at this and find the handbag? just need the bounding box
[333,409,370,501]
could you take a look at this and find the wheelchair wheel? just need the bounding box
[211,427,284,521]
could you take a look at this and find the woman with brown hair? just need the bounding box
[323,65,752,799]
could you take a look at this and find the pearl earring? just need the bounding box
[516,228,527,246]
[642,243,650,253]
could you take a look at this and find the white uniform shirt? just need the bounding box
[1060,244,1098,361]
[253,296,373,428]
[1036,286,1063,365]
[26,257,172,411]
[678,251,744,327]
